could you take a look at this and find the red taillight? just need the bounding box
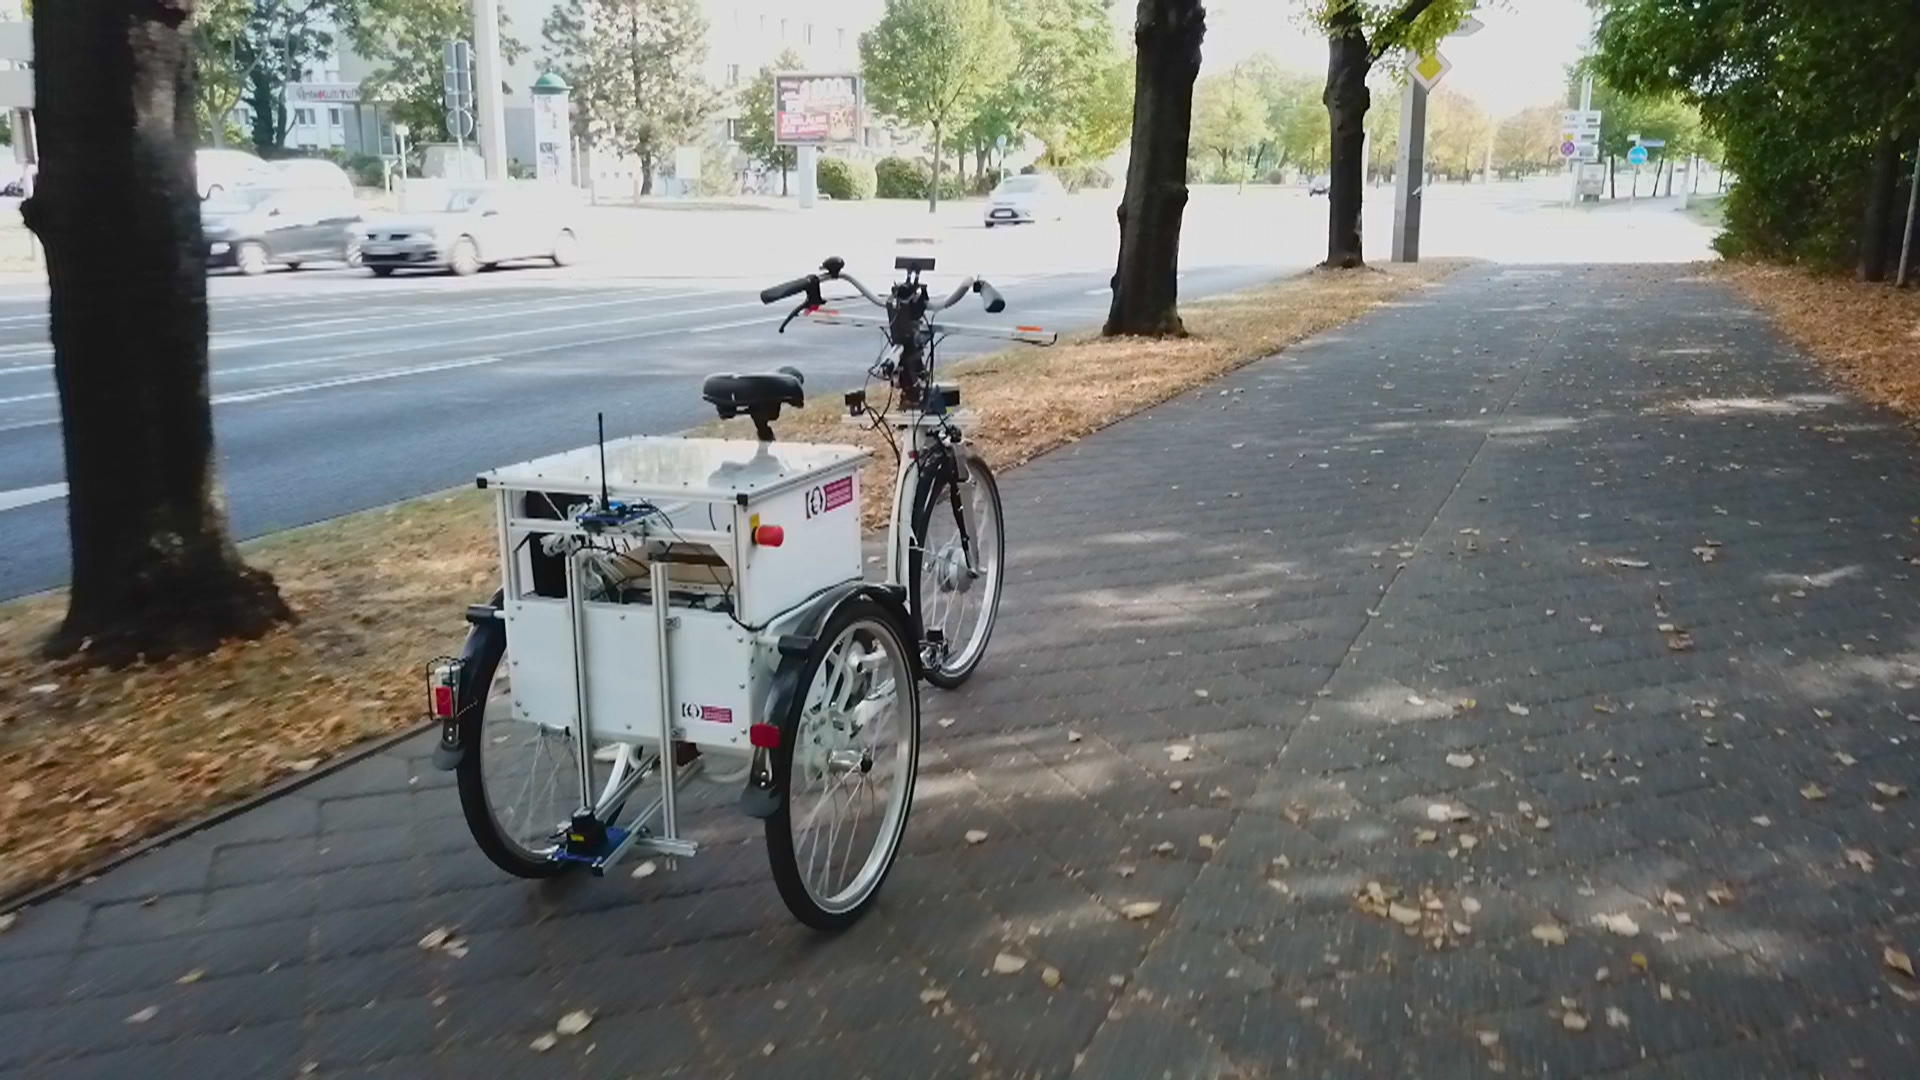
[749,723,781,749]
[753,524,785,547]
[432,685,455,719]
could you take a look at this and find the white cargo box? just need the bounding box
[479,436,870,749]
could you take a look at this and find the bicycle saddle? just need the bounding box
[702,367,805,418]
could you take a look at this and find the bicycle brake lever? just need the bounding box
[778,300,812,334]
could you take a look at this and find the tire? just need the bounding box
[343,241,362,269]
[908,452,1005,688]
[453,627,583,879]
[984,222,995,229]
[550,229,579,266]
[234,241,269,276]
[370,266,395,277]
[448,237,481,276]
[766,598,919,930]
[285,262,302,272]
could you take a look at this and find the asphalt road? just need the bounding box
[0,255,1288,599]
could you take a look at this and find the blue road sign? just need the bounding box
[1627,145,1649,166]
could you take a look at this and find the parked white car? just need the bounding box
[360,185,580,276]
[195,148,270,200]
[983,173,1067,227]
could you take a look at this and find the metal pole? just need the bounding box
[1899,136,1920,288]
[1392,77,1427,263]
[649,559,680,842]
[796,144,817,209]
[473,0,508,180]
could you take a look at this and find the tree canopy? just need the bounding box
[543,0,717,195]
[734,49,804,194]
[860,0,1016,206]
[1592,0,1920,273]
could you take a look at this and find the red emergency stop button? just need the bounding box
[753,524,785,547]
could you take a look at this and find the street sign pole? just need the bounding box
[1898,134,1920,288]
[472,0,507,181]
[1392,74,1428,263]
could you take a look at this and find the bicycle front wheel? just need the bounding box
[909,452,1005,688]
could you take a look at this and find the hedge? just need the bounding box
[816,156,875,201]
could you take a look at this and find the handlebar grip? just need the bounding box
[760,274,817,305]
[975,279,1006,314]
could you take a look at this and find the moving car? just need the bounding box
[203,185,363,275]
[1308,174,1331,196]
[983,173,1067,227]
[359,185,580,276]
[195,148,271,200]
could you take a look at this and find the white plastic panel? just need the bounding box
[483,436,870,503]
[505,598,759,749]
[732,468,863,625]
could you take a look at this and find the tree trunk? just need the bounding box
[957,142,967,189]
[24,0,290,666]
[1608,155,1616,199]
[929,122,942,213]
[1104,0,1205,337]
[1859,133,1898,282]
[1320,7,1370,268]
[781,149,790,196]
[641,152,654,196]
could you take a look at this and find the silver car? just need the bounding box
[360,185,580,277]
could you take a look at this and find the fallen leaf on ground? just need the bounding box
[1562,1010,1589,1032]
[1873,781,1906,799]
[1845,848,1875,872]
[1836,752,1857,766]
[1150,841,1176,855]
[1607,557,1650,569]
[175,968,205,985]
[1477,1031,1500,1048]
[1414,828,1439,844]
[1040,966,1062,988]
[1459,834,1479,851]
[1167,745,1194,762]
[937,717,955,728]
[1209,786,1231,801]
[1706,885,1735,905]
[418,928,451,951]
[1605,1007,1631,1030]
[1505,703,1531,716]
[555,1011,593,1036]
[529,1034,557,1053]
[1592,913,1640,937]
[1801,783,1827,801]
[125,1006,158,1025]
[1535,816,1552,831]
[1388,902,1423,926]
[1168,780,1184,792]
[1660,890,1687,909]
[1446,753,1476,769]
[1887,947,1916,979]
[631,860,657,879]
[1066,731,1083,743]
[1198,834,1219,850]
[0,913,14,934]
[1462,897,1482,914]
[992,953,1028,974]
[919,988,947,1004]
[1532,923,1568,945]
[964,829,989,845]
[1121,901,1163,920]
[1750,815,1773,827]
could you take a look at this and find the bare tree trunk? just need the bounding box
[1859,134,1898,282]
[1104,0,1205,337]
[24,0,291,665]
[929,122,942,213]
[1320,6,1369,268]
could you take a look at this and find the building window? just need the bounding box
[294,107,314,126]
[727,118,741,141]
[727,63,740,86]
[328,107,341,127]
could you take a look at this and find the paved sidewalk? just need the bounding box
[6,263,1920,1079]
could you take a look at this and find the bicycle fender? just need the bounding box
[432,594,505,771]
[739,581,913,820]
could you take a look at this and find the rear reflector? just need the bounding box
[431,685,455,719]
[749,723,781,749]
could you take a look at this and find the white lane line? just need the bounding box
[0,313,778,430]
[0,287,739,364]
[0,481,66,512]
[1082,286,1110,296]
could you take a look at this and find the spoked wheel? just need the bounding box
[455,642,591,878]
[908,452,1005,688]
[766,599,919,930]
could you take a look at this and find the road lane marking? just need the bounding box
[0,481,66,512]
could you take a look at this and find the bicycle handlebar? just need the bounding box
[760,262,1006,315]
[974,279,1005,314]
[759,274,818,305]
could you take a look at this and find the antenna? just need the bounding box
[596,412,611,509]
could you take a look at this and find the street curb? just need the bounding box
[0,718,435,915]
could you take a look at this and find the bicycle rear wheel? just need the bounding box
[908,452,1005,688]
[454,638,585,878]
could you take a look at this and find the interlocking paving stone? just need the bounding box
[9,264,1920,1076]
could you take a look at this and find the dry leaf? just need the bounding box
[1040,966,1062,988]
[1605,1007,1631,1030]
[1592,912,1640,937]
[1476,1031,1500,1048]
[1209,786,1232,801]
[417,928,451,951]
[0,913,14,934]
[1150,841,1176,856]
[1607,557,1650,569]
[937,717,955,728]
[555,1011,593,1036]
[125,1006,159,1025]
[1446,753,1476,769]
[1660,890,1687,909]
[1706,885,1735,905]
[175,968,206,985]
[1168,780,1184,792]
[1750,815,1773,827]
[529,1034,558,1053]
[631,860,657,879]
[1414,828,1439,844]
[1845,848,1875,872]
[1562,1010,1589,1032]
[1387,902,1423,926]
[1886,947,1916,979]
[1116,864,1136,878]
[1066,731,1083,743]
[1461,897,1482,914]
[1459,834,1479,851]
[1873,781,1906,799]
[1836,752,1857,767]
[992,952,1028,974]
[1800,783,1827,801]
[1198,834,1219,850]
[1121,901,1163,921]
[1167,744,1194,762]
[919,988,947,1004]
[1535,816,1552,831]
[1531,923,1568,945]
[1505,703,1531,716]
[964,829,989,845]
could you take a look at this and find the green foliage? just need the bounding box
[875,155,932,199]
[543,0,718,193]
[816,156,876,200]
[1055,163,1114,192]
[193,0,341,151]
[1190,66,1270,185]
[1493,105,1561,176]
[1294,0,1479,62]
[1425,87,1490,180]
[734,49,804,188]
[860,0,1016,200]
[1591,0,1920,269]
[345,0,528,145]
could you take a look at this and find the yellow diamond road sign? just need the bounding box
[1410,50,1451,91]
